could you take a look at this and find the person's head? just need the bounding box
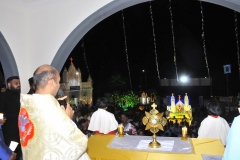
[206,100,222,116]
[120,113,128,124]
[137,129,144,136]
[79,119,87,129]
[7,76,21,92]
[83,114,88,120]
[76,111,81,117]
[0,84,6,92]
[95,97,108,109]
[28,77,35,90]
[33,64,60,96]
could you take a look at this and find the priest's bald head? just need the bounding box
[33,64,60,96]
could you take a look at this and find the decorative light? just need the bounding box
[149,2,161,85]
[200,1,210,78]
[76,72,79,75]
[142,70,145,72]
[169,0,179,81]
[121,10,132,91]
[234,11,240,82]
[81,38,91,76]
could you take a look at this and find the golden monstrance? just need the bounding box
[142,103,167,148]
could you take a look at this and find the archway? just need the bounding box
[0,32,19,83]
[52,0,150,71]
[52,0,240,72]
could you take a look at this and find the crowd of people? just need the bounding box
[0,64,239,160]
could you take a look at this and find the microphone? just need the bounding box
[56,89,67,109]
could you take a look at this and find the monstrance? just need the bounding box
[142,103,167,148]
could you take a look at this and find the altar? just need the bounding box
[87,135,224,160]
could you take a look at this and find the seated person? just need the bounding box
[78,119,88,135]
[223,115,240,159]
[137,129,144,136]
[88,97,118,134]
[198,101,230,146]
[0,117,16,160]
[119,113,137,135]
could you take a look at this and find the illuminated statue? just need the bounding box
[166,93,192,126]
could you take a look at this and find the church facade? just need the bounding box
[60,61,93,106]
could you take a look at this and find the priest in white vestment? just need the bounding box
[88,97,118,134]
[198,101,230,146]
[18,65,90,160]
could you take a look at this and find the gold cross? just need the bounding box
[151,103,157,110]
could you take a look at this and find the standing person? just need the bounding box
[88,97,118,134]
[0,118,16,160]
[223,115,240,159]
[27,77,35,94]
[198,101,230,146]
[0,76,21,159]
[0,84,6,93]
[19,64,89,160]
[119,113,137,135]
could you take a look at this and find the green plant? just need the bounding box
[113,91,139,111]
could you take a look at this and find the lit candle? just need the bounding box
[182,127,187,135]
[0,113,3,119]
[118,124,124,136]
[238,107,240,113]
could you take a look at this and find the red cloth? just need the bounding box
[95,131,115,135]
[209,115,219,118]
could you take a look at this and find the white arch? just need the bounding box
[0,0,240,93]
[0,32,19,83]
[52,0,150,71]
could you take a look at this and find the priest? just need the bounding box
[19,64,90,160]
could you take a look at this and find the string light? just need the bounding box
[200,1,210,78]
[121,10,132,91]
[169,0,179,81]
[81,38,91,77]
[234,11,240,82]
[149,2,161,85]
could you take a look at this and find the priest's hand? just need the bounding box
[0,117,6,125]
[8,152,17,160]
[66,103,74,119]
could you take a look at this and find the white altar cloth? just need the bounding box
[108,135,193,153]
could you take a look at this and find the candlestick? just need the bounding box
[181,126,188,140]
[118,125,124,137]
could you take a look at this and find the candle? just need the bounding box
[118,125,124,136]
[238,108,240,113]
[0,113,3,119]
[182,127,187,135]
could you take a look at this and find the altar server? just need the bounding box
[88,97,118,134]
[198,100,229,146]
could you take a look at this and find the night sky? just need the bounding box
[61,0,240,97]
